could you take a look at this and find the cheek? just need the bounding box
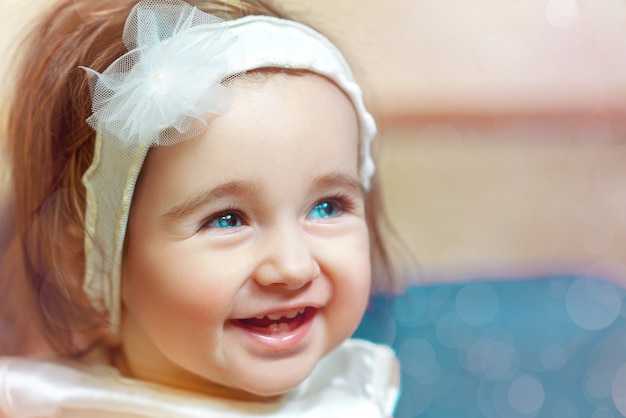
[326,227,372,335]
[341,225,372,289]
[345,249,372,312]
[122,243,236,328]
[349,228,373,316]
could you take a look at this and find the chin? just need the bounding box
[243,378,305,398]
[227,336,335,398]
[237,367,313,398]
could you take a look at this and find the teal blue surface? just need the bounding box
[354,276,626,417]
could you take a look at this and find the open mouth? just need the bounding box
[232,307,316,335]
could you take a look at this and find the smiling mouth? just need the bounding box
[233,307,316,335]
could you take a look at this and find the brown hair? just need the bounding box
[0,0,399,357]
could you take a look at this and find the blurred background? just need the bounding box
[3,0,626,285]
[276,0,626,286]
[3,0,626,417]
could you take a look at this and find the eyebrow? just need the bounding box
[307,172,364,197]
[161,172,363,221]
[162,180,261,220]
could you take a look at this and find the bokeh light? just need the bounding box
[566,277,621,331]
[355,276,626,417]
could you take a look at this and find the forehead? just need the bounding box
[137,72,360,199]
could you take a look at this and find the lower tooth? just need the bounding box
[269,323,290,332]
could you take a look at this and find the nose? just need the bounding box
[252,226,320,290]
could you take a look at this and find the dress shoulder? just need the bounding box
[0,340,399,417]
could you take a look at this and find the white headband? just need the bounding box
[81,0,377,331]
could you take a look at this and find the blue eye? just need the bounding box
[308,201,341,219]
[207,212,243,228]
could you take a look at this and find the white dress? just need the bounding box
[0,339,399,418]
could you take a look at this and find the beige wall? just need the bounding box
[3,0,623,116]
[277,0,626,118]
[2,0,626,286]
[379,116,626,286]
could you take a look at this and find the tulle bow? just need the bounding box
[82,0,238,147]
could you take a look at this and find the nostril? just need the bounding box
[252,250,320,289]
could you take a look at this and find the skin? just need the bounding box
[120,72,372,401]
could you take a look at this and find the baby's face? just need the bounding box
[120,73,371,399]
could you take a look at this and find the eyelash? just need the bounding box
[197,193,358,232]
[198,206,247,232]
[308,193,356,219]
